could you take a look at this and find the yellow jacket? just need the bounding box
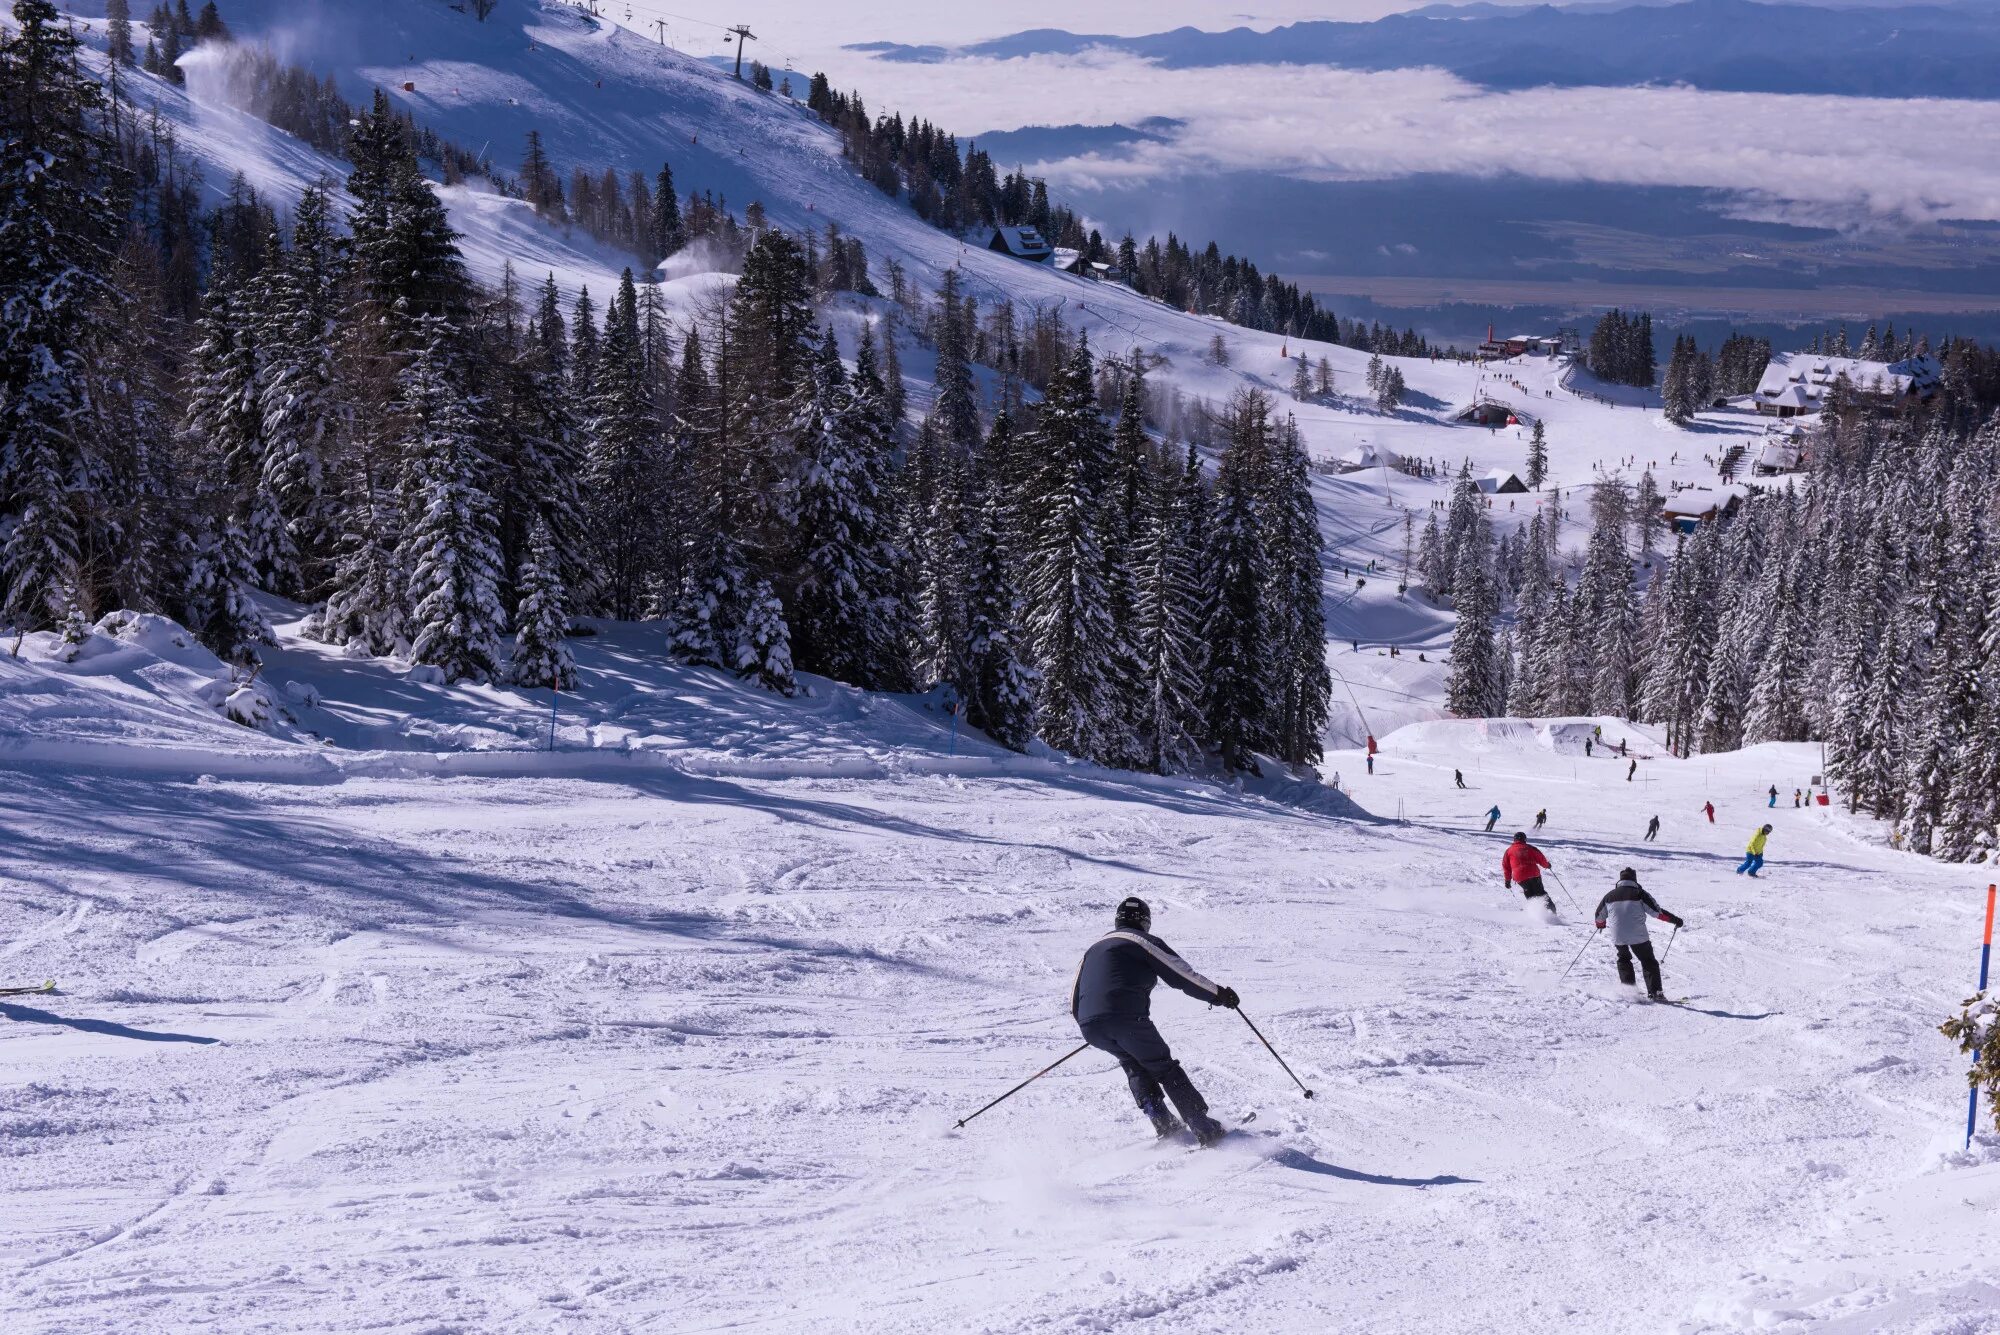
[1746,828,1769,855]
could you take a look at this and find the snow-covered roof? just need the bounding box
[1336,443,1398,470]
[1661,484,1748,518]
[1476,469,1526,493]
[1051,246,1082,271]
[1757,442,1801,469]
[1754,351,1940,407]
[989,225,1053,260]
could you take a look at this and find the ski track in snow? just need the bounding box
[6,3,1994,1331]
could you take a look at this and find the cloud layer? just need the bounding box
[809,47,2000,230]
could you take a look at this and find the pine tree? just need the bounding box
[1291,353,1312,402]
[395,319,506,683]
[1267,414,1331,763]
[508,517,575,690]
[651,161,684,257]
[1525,419,1549,489]
[583,269,663,620]
[1204,388,1276,769]
[0,0,125,629]
[791,327,894,685]
[963,469,1038,751]
[1132,445,1206,772]
[258,181,343,592]
[106,0,135,64]
[929,269,981,453]
[186,518,274,666]
[1445,527,1500,717]
[1022,337,1120,762]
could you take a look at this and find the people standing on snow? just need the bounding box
[1072,898,1236,1147]
[1584,737,1593,758]
[1455,769,1467,789]
[1767,785,1779,808]
[1485,804,1502,832]
[1644,815,1660,842]
[1793,788,1803,808]
[1366,754,1374,775]
[1627,759,1638,782]
[1702,800,1715,823]
[1593,869,1685,1001]
[1736,825,1772,877]
[1534,808,1547,831]
[1502,832,1557,914]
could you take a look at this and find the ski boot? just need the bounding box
[1140,1098,1184,1140]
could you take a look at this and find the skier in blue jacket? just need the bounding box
[1072,898,1237,1145]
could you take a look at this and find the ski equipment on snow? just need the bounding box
[0,981,55,997]
[1236,1009,1314,1099]
[952,1042,1090,1130]
[1970,883,1996,1150]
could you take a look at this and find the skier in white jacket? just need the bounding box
[1593,868,1685,1000]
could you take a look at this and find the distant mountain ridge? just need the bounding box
[856,0,2000,100]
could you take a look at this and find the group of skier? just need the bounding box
[1044,754,1797,1149]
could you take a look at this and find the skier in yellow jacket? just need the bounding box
[1736,824,1772,877]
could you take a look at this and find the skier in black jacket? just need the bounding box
[1072,897,1236,1145]
[1593,869,1685,1000]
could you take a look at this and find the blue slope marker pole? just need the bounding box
[1969,883,1996,1150]
[549,673,560,753]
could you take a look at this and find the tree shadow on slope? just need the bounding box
[0,771,953,974]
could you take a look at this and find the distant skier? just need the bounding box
[1366,754,1374,775]
[1455,770,1467,789]
[1584,736,1593,757]
[1793,788,1803,808]
[1644,815,1660,842]
[1533,808,1547,831]
[1702,800,1715,823]
[1501,832,1557,914]
[1626,758,1638,782]
[1072,898,1236,1147]
[1767,785,1779,808]
[1736,825,1772,877]
[1485,804,1501,832]
[1594,868,1685,1001]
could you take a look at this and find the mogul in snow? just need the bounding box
[1072,897,1237,1147]
[1594,869,1685,1001]
[1501,831,1558,914]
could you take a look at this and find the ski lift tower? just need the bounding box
[727,24,756,79]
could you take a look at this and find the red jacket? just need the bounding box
[1501,842,1550,884]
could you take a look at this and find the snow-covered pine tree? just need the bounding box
[507,516,575,690]
[394,318,506,683]
[1418,510,1448,596]
[1445,524,1500,717]
[1203,388,1277,769]
[792,327,896,686]
[1525,419,1549,489]
[1743,551,1814,744]
[0,0,125,630]
[1132,445,1206,772]
[185,518,274,667]
[735,576,796,695]
[257,180,343,592]
[962,469,1038,751]
[1022,337,1121,762]
[1266,414,1331,764]
[583,269,664,620]
[1291,353,1312,402]
[929,268,980,453]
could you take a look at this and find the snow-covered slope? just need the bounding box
[3,625,1996,1333]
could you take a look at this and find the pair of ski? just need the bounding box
[0,981,55,997]
[1158,1111,1258,1150]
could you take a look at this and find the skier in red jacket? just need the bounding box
[1501,832,1556,914]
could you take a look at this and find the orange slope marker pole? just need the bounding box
[1970,884,1997,1150]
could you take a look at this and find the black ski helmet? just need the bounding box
[1512,831,1527,842]
[1620,867,1638,880]
[1115,897,1152,932]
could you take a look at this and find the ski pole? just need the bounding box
[952,1043,1089,1131]
[1236,1009,1315,1099]
[1659,923,1680,967]
[1548,867,1583,914]
[1559,925,1601,982]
